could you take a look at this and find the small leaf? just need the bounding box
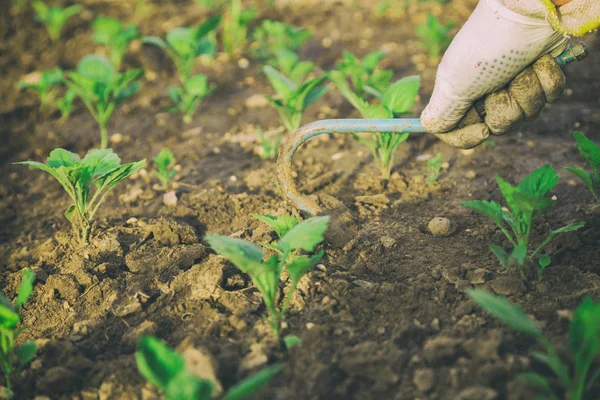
[489,245,508,268]
[278,216,330,253]
[205,234,264,271]
[264,66,295,100]
[164,371,213,400]
[252,214,299,239]
[222,364,283,400]
[573,131,600,171]
[517,372,553,394]
[64,204,76,222]
[283,335,302,349]
[508,244,527,267]
[517,164,559,197]
[47,148,80,168]
[16,268,35,308]
[142,36,169,50]
[135,336,185,391]
[16,341,37,370]
[468,289,542,337]
[530,351,570,387]
[460,200,504,226]
[569,297,600,361]
[0,304,19,330]
[546,221,585,242]
[538,254,551,268]
[564,167,594,192]
[153,148,175,170]
[382,75,420,115]
[286,251,324,285]
[77,55,115,82]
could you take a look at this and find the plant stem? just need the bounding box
[100,123,108,149]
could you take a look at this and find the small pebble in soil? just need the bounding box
[321,37,333,48]
[238,58,249,69]
[441,161,450,169]
[413,368,435,393]
[465,170,477,179]
[110,133,124,144]
[245,94,269,109]
[331,153,343,160]
[229,175,237,182]
[380,236,396,248]
[306,322,315,330]
[163,191,178,206]
[428,217,452,236]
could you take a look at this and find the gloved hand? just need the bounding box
[421,0,570,149]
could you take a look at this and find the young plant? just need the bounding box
[565,131,600,203]
[206,215,329,337]
[17,68,75,120]
[427,152,442,185]
[66,55,144,148]
[461,165,584,277]
[92,15,139,70]
[416,14,453,59]
[0,268,37,396]
[275,49,315,84]
[256,127,283,160]
[469,289,600,400]
[16,148,145,243]
[142,17,221,83]
[251,20,311,66]
[222,0,257,57]
[263,66,328,134]
[136,336,282,400]
[153,148,177,187]
[334,50,393,99]
[168,74,214,123]
[32,1,82,42]
[329,71,421,180]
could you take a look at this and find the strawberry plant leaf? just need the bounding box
[286,251,323,284]
[517,164,559,197]
[382,75,420,115]
[573,131,600,172]
[460,200,503,226]
[205,234,264,267]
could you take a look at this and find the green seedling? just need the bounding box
[206,215,329,337]
[565,131,600,203]
[136,335,282,400]
[168,74,214,123]
[93,16,139,70]
[329,71,421,180]
[153,148,177,187]
[461,164,584,277]
[143,16,221,83]
[264,66,328,134]
[416,14,453,59]
[427,153,442,185]
[16,148,145,243]
[335,50,393,99]
[194,0,227,8]
[222,0,257,57]
[275,49,315,84]
[469,289,600,400]
[251,20,311,66]
[33,1,82,42]
[66,55,144,148]
[0,269,37,396]
[17,68,75,120]
[256,127,283,160]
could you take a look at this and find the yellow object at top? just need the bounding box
[540,0,600,36]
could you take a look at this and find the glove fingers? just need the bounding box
[508,67,546,119]
[532,54,566,103]
[484,88,525,135]
[434,123,490,149]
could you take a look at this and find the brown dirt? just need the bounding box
[1,0,599,399]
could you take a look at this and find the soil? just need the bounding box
[1,0,599,399]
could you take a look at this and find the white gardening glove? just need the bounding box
[421,0,570,149]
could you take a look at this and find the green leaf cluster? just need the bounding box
[469,290,600,400]
[16,148,145,243]
[222,0,257,57]
[275,49,315,84]
[256,127,283,160]
[329,71,421,179]
[461,165,584,275]
[143,16,221,83]
[416,14,453,59]
[206,215,329,337]
[136,335,282,400]
[251,20,311,66]
[93,15,139,70]
[33,1,82,42]
[264,66,328,134]
[153,148,177,187]
[565,132,600,203]
[334,50,393,99]
[65,55,144,148]
[168,74,215,123]
[0,269,37,394]
[17,68,75,120]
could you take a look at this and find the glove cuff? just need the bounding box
[502,0,600,36]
